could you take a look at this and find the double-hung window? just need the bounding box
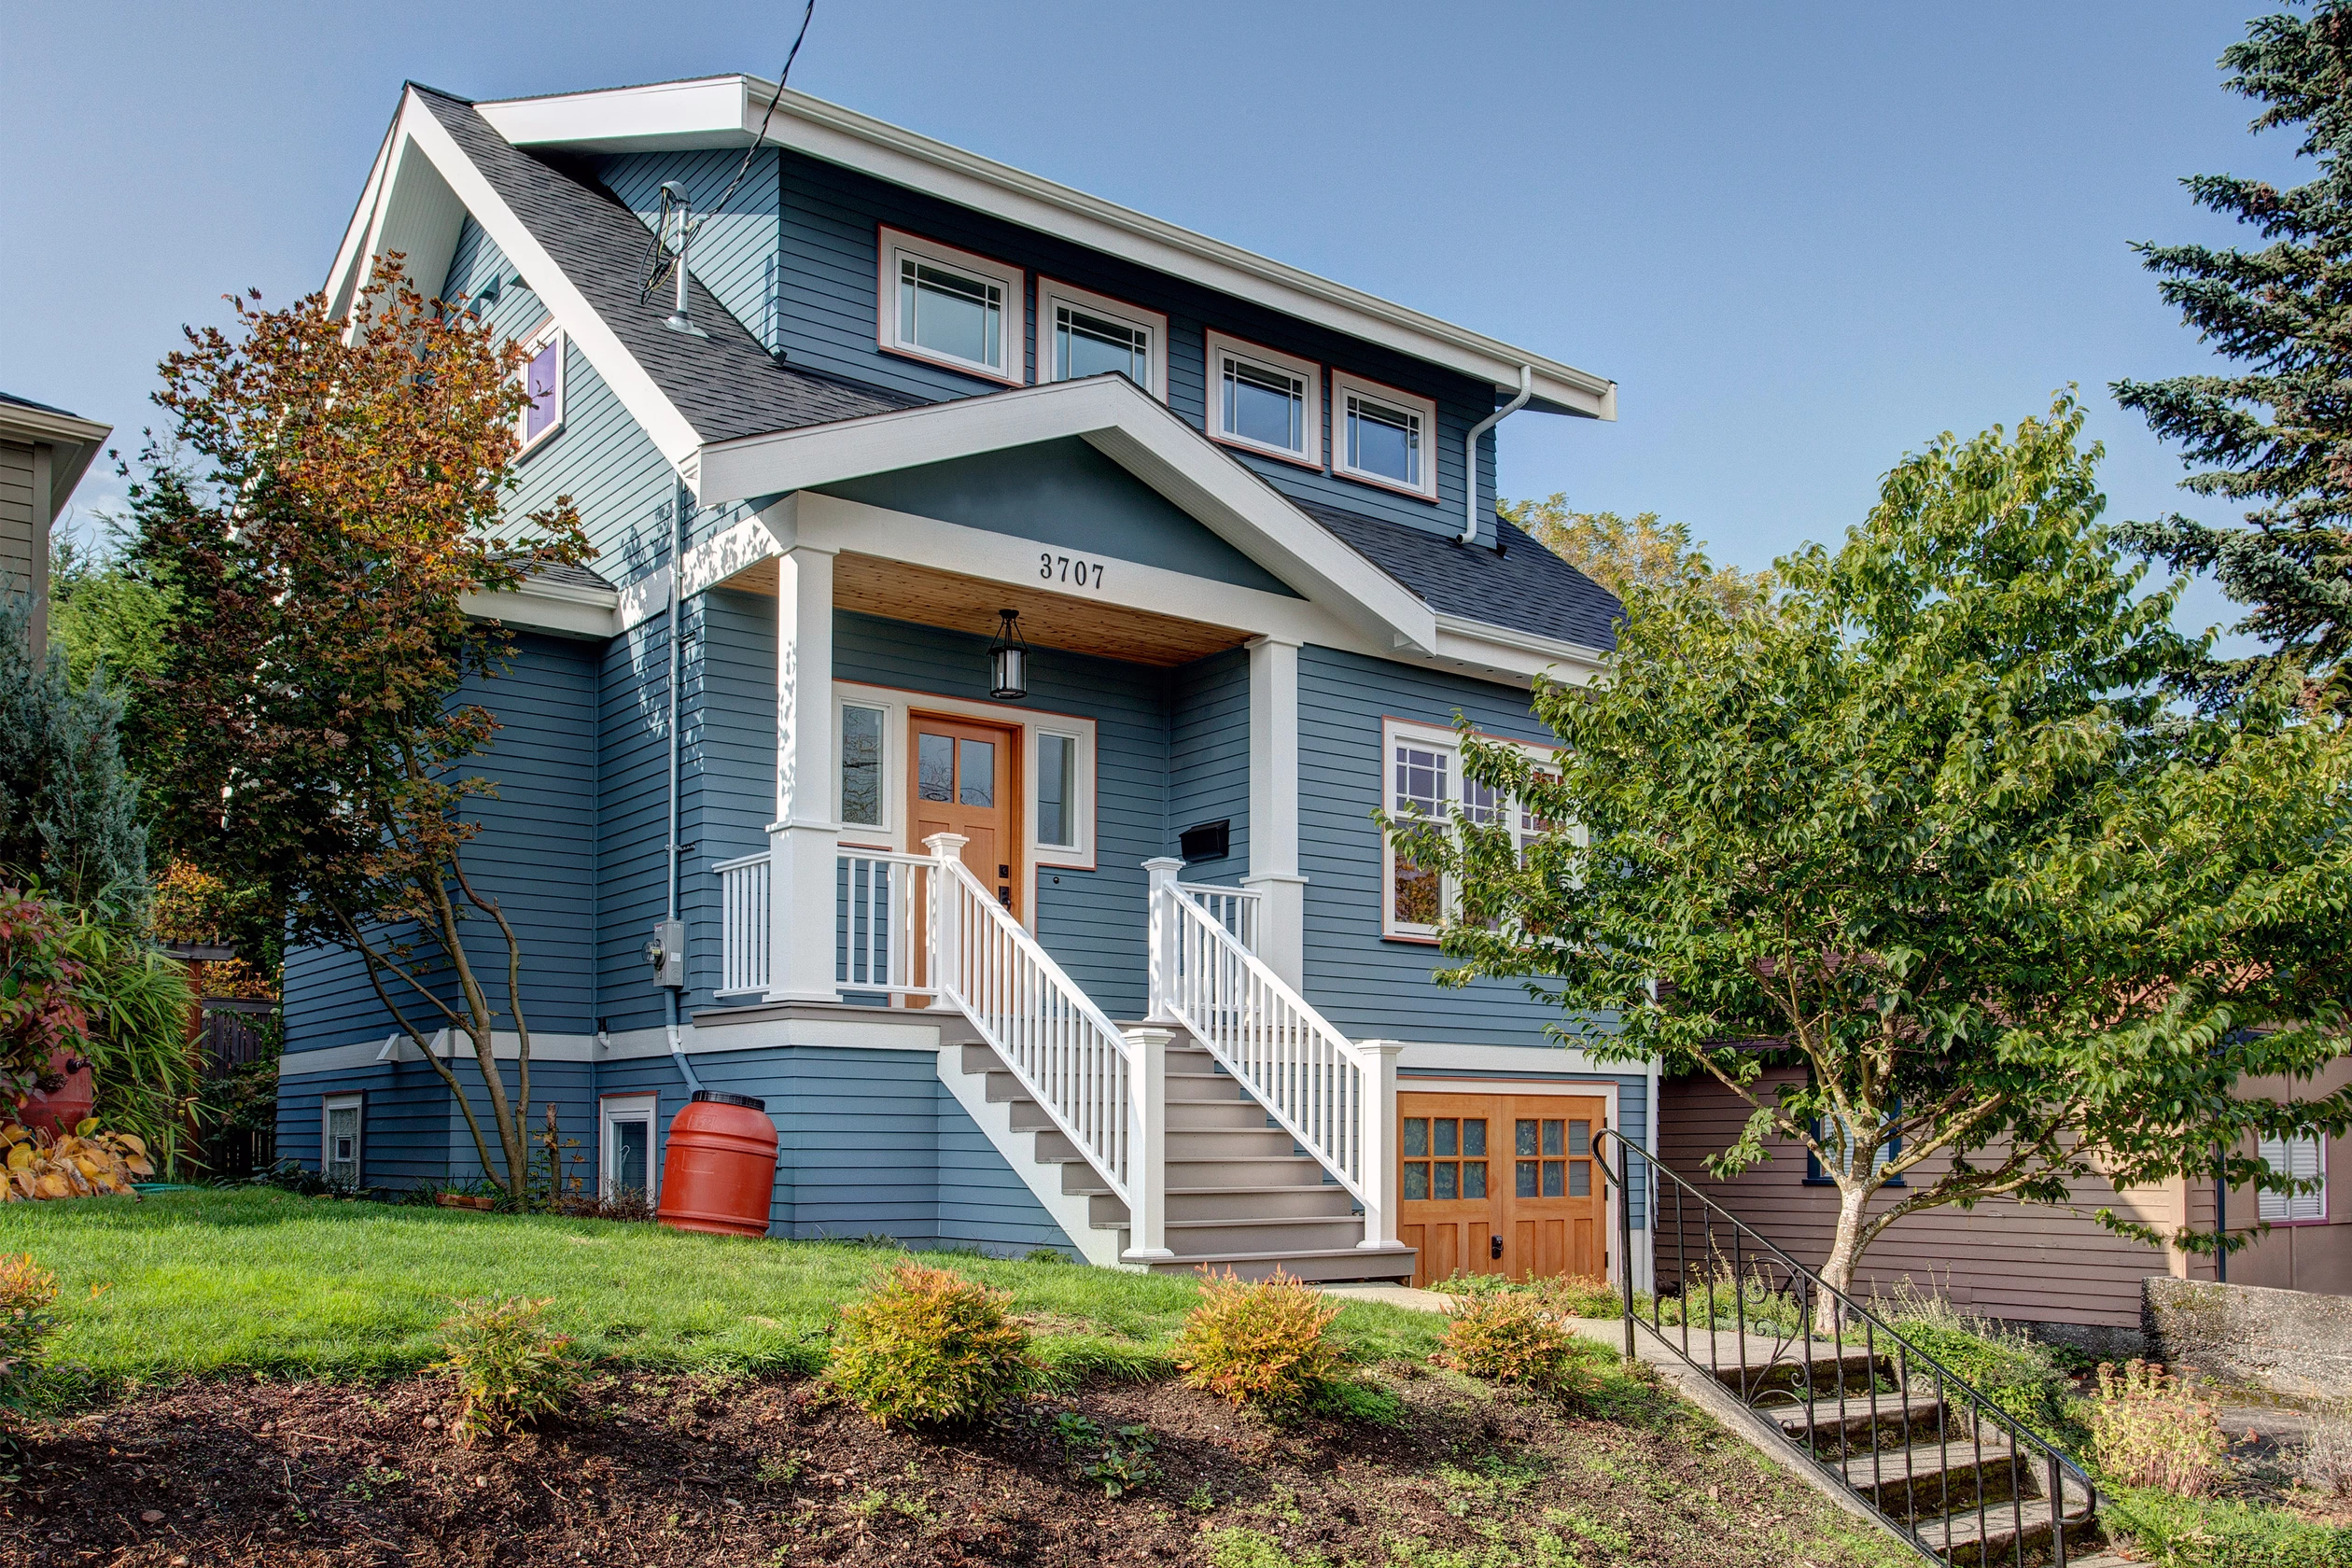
[877,227,1026,384]
[1332,371,1436,499]
[2257,1133,2328,1223]
[1039,279,1166,400]
[1381,719,1547,940]
[1206,332,1322,468]
[517,322,564,455]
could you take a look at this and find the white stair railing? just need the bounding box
[715,853,772,997]
[1146,858,1401,1251]
[1176,880,1262,955]
[837,848,938,999]
[923,834,1162,1255]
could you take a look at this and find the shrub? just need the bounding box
[0,1253,60,1449]
[2089,1359,2227,1496]
[2103,1483,2352,1568]
[1436,1290,1599,1401]
[1876,1287,2076,1446]
[431,1295,579,1444]
[2303,1399,2352,1500]
[1656,1258,1806,1334]
[828,1264,1035,1427]
[1172,1267,1345,1415]
[1532,1273,1623,1319]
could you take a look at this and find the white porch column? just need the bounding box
[1122,1025,1175,1262]
[766,544,840,1003]
[1240,636,1308,988]
[1355,1039,1404,1250]
[1141,856,1184,1024]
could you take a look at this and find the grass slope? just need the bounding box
[0,1189,1445,1396]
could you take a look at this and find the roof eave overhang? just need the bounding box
[692,376,1440,656]
[477,76,1616,419]
[0,404,114,512]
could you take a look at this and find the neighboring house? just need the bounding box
[0,392,111,651]
[1660,1059,2351,1346]
[280,77,1646,1286]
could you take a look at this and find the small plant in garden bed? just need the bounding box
[1051,1409,1162,1497]
[829,1263,1037,1426]
[1437,1290,1604,1402]
[1171,1267,1345,1417]
[431,1295,579,1444]
[0,1251,59,1453]
[2089,1358,2227,1496]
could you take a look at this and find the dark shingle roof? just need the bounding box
[525,560,618,593]
[1294,500,1622,651]
[414,87,912,444]
[0,391,84,419]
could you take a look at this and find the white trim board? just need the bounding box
[474,76,1616,419]
[934,1045,1123,1267]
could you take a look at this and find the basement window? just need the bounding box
[878,227,1025,384]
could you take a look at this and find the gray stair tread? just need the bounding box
[1839,1437,2022,1488]
[1910,1482,2094,1551]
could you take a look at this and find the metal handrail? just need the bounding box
[1595,1127,2097,1568]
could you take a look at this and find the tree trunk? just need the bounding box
[1814,1178,1873,1333]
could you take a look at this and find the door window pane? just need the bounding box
[958,738,996,806]
[1516,1159,1539,1197]
[1568,1120,1591,1157]
[1038,734,1076,847]
[1346,393,1420,486]
[1569,1159,1590,1197]
[1516,1119,1538,1157]
[900,258,1001,369]
[1404,1162,1429,1200]
[1403,1117,1428,1156]
[1222,357,1304,452]
[1542,1120,1564,1156]
[841,707,884,826]
[917,734,954,801]
[1463,1161,1488,1199]
[1057,306,1148,384]
[1542,1160,1564,1197]
[1434,1118,1458,1157]
[615,1118,650,1193]
[1434,1162,1458,1201]
[1463,1119,1486,1156]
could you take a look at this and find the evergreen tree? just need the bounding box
[2115,2,2352,701]
[0,595,149,915]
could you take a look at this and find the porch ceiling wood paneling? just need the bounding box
[722,552,1253,666]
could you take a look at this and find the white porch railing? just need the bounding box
[1176,880,1262,955]
[838,848,938,999]
[715,853,772,997]
[1147,858,1399,1250]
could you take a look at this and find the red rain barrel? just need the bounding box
[656,1091,777,1238]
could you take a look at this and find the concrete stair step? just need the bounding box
[1909,1476,2097,1567]
[1839,1438,2031,1516]
[1754,1391,1952,1452]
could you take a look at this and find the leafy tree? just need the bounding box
[48,524,178,693]
[0,595,149,915]
[2114,2,2352,703]
[1502,495,1771,620]
[1397,398,2352,1304]
[129,259,591,1199]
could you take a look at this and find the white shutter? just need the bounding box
[2256,1135,2327,1224]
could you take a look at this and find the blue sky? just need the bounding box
[0,2,2302,639]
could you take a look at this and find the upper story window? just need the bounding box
[1382,718,1549,940]
[878,227,1025,385]
[518,323,564,455]
[1333,371,1436,500]
[1039,279,1166,400]
[1206,331,1322,468]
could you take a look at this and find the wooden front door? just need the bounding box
[1399,1092,1609,1289]
[908,713,1022,917]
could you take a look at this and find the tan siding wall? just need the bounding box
[1659,1069,2178,1328]
[0,440,34,603]
[2177,1057,2352,1297]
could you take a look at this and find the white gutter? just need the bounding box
[1462,365,1535,545]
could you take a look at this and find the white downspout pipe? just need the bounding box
[1461,364,1535,545]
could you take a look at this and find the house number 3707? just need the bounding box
[1041,553,1105,590]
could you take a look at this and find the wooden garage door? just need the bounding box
[1399,1092,1608,1290]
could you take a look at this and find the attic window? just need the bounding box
[877,227,1025,385]
[1207,332,1321,469]
[518,323,564,454]
[1333,371,1436,500]
[1039,279,1166,400]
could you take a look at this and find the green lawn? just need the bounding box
[0,1188,1445,1399]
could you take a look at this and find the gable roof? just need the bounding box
[1293,502,1621,652]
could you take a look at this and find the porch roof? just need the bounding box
[1292,502,1622,652]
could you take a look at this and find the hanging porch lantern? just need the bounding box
[988,609,1029,699]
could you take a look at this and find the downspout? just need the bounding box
[1461,364,1535,546]
[665,480,705,1096]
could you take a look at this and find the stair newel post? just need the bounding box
[1123,1025,1175,1263]
[1142,857,1184,1025]
[1353,1040,1404,1250]
[924,833,968,1002]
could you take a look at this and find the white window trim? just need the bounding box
[1037,278,1167,401]
[1379,717,1551,942]
[1206,330,1323,469]
[833,681,1099,877]
[516,318,565,455]
[599,1092,660,1202]
[2257,1133,2328,1225]
[321,1092,364,1186]
[876,226,1027,385]
[1332,369,1438,501]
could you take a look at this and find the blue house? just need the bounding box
[281,74,1649,1288]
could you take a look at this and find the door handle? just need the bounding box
[997,887,1012,908]
[1490,1234,1504,1261]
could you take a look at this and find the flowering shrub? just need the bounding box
[1437,1290,1599,1401]
[828,1265,1035,1427]
[0,889,91,1111]
[2089,1359,2227,1496]
[0,1122,151,1201]
[1171,1268,1344,1415]
[0,1253,60,1450]
[431,1295,579,1444]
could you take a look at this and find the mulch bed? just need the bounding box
[1,1366,1890,1566]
